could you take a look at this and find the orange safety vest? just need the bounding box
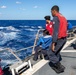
[46,22,53,35]
[56,13,67,39]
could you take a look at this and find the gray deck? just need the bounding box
[33,52,76,75]
[33,41,76,75]
[21,40,76,75]
[64,41,76,50]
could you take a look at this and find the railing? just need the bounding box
[0,29,44,67]
[67,28,76,40]
[32,29,44,53]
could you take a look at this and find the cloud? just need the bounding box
[33,6,38,8]
[16,1,21,4]
[0,6,7,9]
[20,8,26,10]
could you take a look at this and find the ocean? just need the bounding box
[0,20,76,67]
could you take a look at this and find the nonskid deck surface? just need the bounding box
[21,44,76,75]
[33,52,76,75]
[21,38,76,75]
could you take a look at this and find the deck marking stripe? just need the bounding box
[21,59,49,75]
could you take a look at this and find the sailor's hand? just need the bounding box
[52,43,55,51]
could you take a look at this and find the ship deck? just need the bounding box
[33,52,76,75]
[21,39,76,75]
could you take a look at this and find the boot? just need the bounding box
[33,54,38,61]
[44,55,49,60]
[54,62,64,72]
[59,63,65,70]
[40,55,43,59]
[49,62,64,74]
[59,56,65,70]
[33,57,38,61]
[39,51,43,60]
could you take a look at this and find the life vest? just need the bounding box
[56,13,67,39]
[46,22,53,35]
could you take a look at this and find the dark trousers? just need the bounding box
[47,38,66,64]
[34,46,48,60]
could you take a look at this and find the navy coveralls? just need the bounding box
[33,35,52,60]
[47,17,66,64]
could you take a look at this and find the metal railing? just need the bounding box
[32,29,44,53]
[0,29,44,67]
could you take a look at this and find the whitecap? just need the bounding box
[0,47,5,51]
[31,26,36,28]
[25,28,35,31]
[20,26,30,28]
[6,26,19,31]
[0,31,17,45]
[0,27,6,29]
[1,59,18,67]
[0,26,20,32]
[38,26,42,28]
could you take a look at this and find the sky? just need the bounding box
[0,0,76,20]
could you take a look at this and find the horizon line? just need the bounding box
[0,19,75,20]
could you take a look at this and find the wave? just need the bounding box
[20,26,43,29]
[25,28,36,31]
[0,27,5,29]
[0,31,17,45]
[1,60,17,67]
[0,47,5,51]
[0,26,20,32]
[19,26,30,28]
[38,26,42,28]
[6,26,19,31]
[31,26,36,28]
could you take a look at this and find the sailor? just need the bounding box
[47,5,67,73]
[68,22,73,32]
[67,22,73,37]
[33,29,52,61]
[44,16,53,35]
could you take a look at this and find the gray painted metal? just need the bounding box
[33,52,76,75]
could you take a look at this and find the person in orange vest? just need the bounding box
[44,16,53,35]
[47,5,67,74]
[44,16,53,36]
